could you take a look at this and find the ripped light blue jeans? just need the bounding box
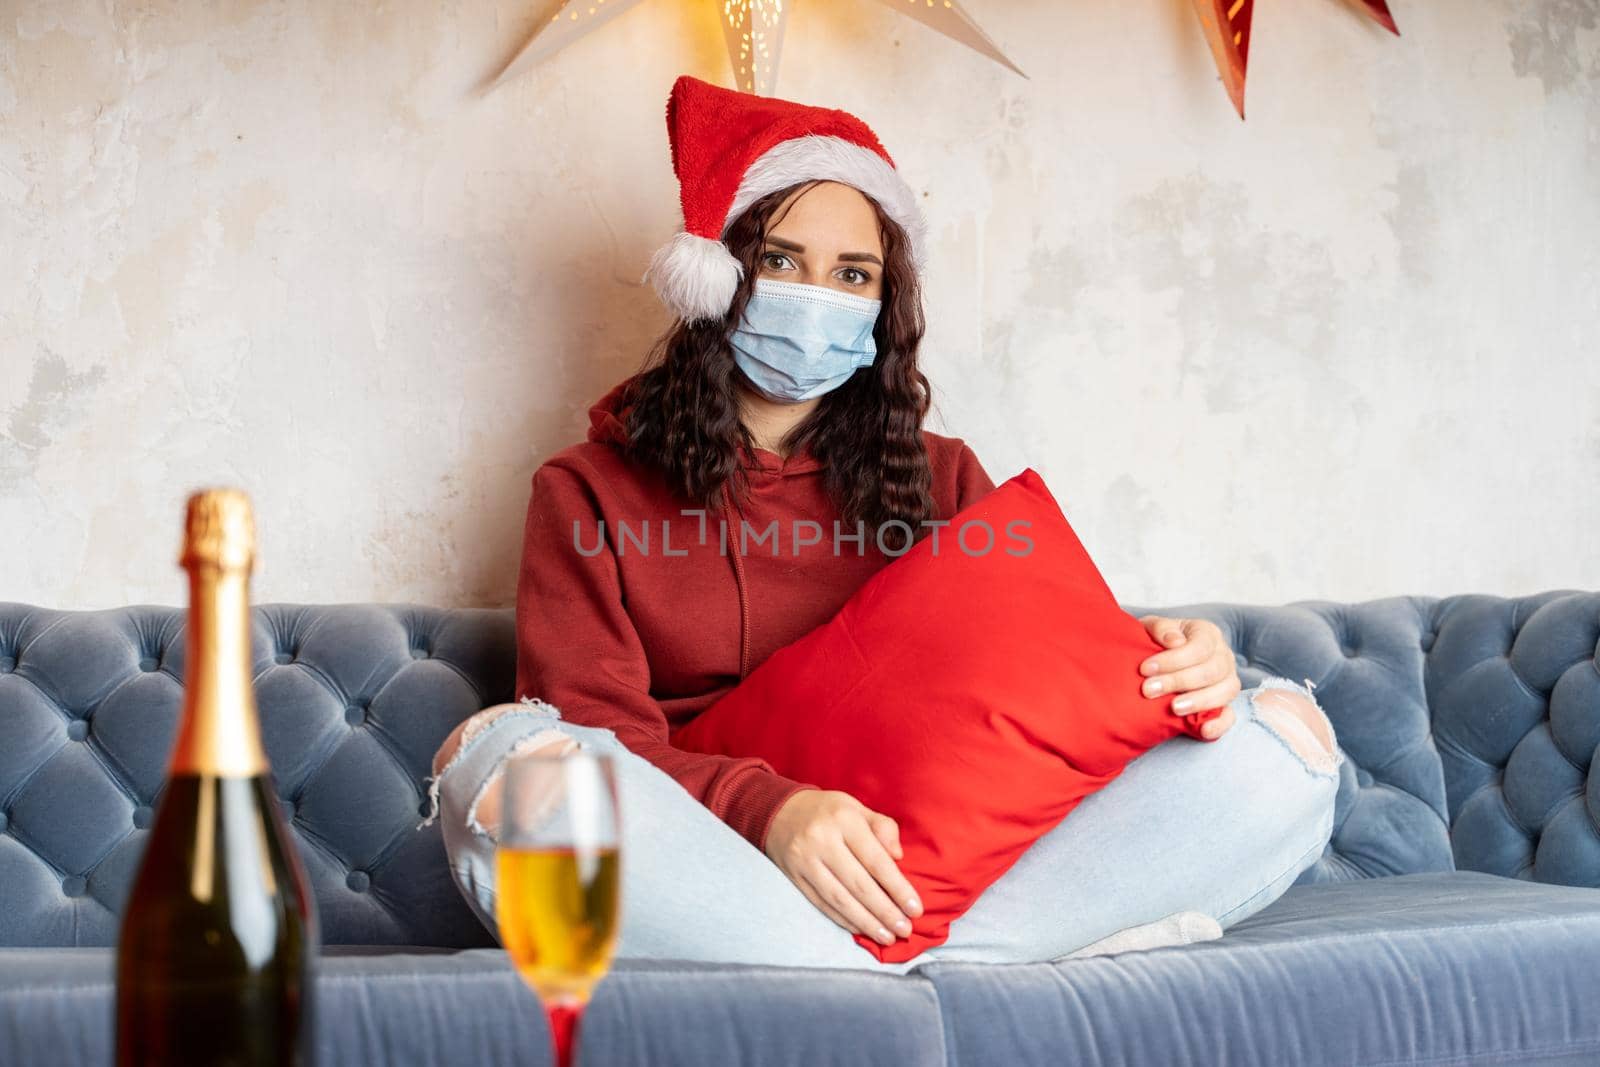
[422,677,1344,975]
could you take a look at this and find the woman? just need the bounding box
[424,75,1344,973]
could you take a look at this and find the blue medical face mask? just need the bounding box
[729,278,882,403]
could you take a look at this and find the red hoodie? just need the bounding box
[513,375,999,851]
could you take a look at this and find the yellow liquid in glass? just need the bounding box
[496,846,620,1004]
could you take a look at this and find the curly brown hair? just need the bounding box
[618,180,937,551]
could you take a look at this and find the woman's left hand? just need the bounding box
[1135,615,1242,740]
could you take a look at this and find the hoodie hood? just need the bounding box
[585,375,824,476]
[585,377,635,450]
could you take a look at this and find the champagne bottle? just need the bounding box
[115,488,318,1066]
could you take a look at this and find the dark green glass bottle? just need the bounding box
[115,489,317,1066]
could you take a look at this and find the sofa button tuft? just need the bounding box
[0,811,8,832]
[138,656,159,672]
[67,719,89,742]
[410,644,430,660]
[274,651,293,665]
[0,655,16,672]
[62,875,87,898]
[346,870,371,893]
[1420,632,1435,652]
[132,805,154,829]
[345,702,367,727]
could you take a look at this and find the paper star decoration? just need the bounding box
[1189,0,1400,119]
[490,0,1026,95]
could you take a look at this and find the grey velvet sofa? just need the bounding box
[2,590,1599,1066]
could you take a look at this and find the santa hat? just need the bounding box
[642,74,930,325]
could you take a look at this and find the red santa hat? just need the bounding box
[642,74,929,325]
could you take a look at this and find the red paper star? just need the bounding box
[1190,0,1400,119]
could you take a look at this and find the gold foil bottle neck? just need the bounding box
[180,488,256,572]
[171,486,267,777]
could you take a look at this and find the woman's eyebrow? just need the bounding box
[765,235,883,266]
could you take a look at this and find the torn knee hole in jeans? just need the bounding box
[466,728,583,842]
[433,699,556,778]
[1249,681,1342,776]
[420,698,568,829]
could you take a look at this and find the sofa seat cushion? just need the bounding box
[0,947,945,1067]
[6,872,1600,1066]
[920,870,1600,1067]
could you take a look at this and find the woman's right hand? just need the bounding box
[763,789,923,947]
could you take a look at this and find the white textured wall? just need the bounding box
[3,0,1596,611]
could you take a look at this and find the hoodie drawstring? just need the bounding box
[721,482,752,681]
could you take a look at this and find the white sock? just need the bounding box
[1055,910,1222,960]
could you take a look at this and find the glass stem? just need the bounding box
[547,1000,583,1067]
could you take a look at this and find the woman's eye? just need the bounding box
[840,267,870,285]
[761,252,792,271]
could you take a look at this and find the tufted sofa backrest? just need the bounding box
[1,590,1596,949]
[0,603,511,949]
[1124,589,1600,890]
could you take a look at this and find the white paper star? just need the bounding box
[490,0,1026,95]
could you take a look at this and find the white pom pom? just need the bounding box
[641,231,744,325]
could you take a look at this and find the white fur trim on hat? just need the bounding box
[641,230,746,325]
[725,134,930,275]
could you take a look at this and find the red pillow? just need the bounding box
[670,467,1223,963]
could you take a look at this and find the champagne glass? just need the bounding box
[495,749,622,1067]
